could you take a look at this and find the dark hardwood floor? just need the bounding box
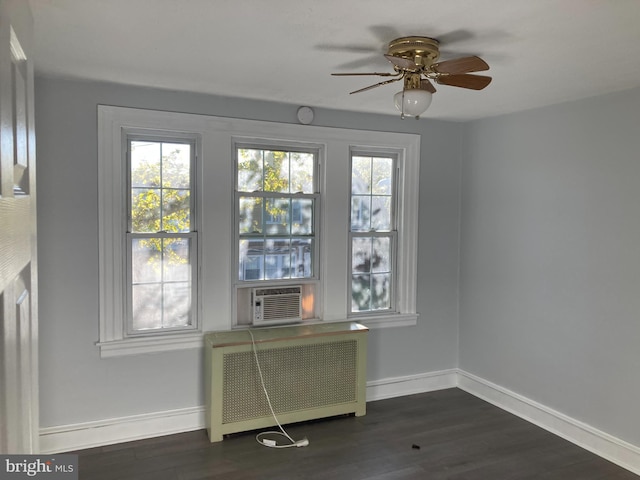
[69,388,638,479]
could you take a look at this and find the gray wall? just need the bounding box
[459,87,640,446]
[35,77,463,427]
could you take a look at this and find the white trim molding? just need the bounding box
[457,369,640,476]
[358,312,419,330]
[366,369,458,401]
[40,406,205,454]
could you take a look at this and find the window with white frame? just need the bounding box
[126,137,198,334]
[349,152,396,314]
[235,146,318,282]
[98,105,419,357]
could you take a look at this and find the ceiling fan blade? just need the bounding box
[349,76,403,94]
[420,78,436,93]
[436,74,492,90]
[432,56,489,74]
[384,54,417,70]
[332,71,400,77]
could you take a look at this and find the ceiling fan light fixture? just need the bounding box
[331,34,491,117]
[394,88,432,119]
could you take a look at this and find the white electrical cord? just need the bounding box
[248,329,309,449]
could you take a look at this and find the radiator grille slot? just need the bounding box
[222,340,357,424]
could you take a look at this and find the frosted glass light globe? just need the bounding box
[394,89,433,118]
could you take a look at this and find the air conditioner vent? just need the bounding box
[252,285,302,325]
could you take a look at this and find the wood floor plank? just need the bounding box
[69,389,639,480]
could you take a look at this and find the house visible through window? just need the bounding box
[236,147,317,282]
[127,138,198,334]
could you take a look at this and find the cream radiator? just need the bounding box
[204,322,368,442]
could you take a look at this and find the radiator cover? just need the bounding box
[205,322,368,442]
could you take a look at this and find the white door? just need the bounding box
[0,0,38,454]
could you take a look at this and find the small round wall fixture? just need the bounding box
[297,106,314,125]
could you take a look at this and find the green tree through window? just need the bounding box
[236,147,316,281]
[128,139,196,332]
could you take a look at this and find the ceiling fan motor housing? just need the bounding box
[387,36,440,67]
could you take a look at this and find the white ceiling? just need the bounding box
[28,0,640,121]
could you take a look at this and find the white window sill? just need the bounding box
[96,332,205,358]
[97,314,418,358]
[348,313,419,329]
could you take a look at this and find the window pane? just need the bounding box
[131,140,194,235]
[290,152,314,193]
[351,272,391,312]
[243,256,262,280]
[372,237,391,273]
[291,199,313,235]
[370,195,392,231]
[132,238,162,284]
[131,141,160,187]
[239,197,263,234]
[131,237,193,332]
[351,196,370,231]
[264,150,290,193]
[290,238,313,278]
[372,157,393,195]
[239,239,264,280]
[265,198,290,235]
[352,156,371,194]
[352,237,371,273]
[237,149,263,192]
[351,274,371,311]
[265,238,290,279]
[163,238,191,282]
[371,273,391,310]
[162,189,191,232]
[131,188,161,233]
[132,282,191,331]
[162,143,190,188]
[132,284,162,330]
[163,282,191,327]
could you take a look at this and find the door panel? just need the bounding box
[0,0,38,454]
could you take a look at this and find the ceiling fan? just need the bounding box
[332,36,492,119]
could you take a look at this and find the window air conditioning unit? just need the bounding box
[252,285,302,325]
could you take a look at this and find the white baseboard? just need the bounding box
[39,406,205,454]
[366,369,458,402]
[39,369,457,453]
[39,368,640,477]
[457,369,640,476]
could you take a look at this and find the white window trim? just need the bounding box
[348,149,398,317]
[98,106,420,357]
[347,145,421,328]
